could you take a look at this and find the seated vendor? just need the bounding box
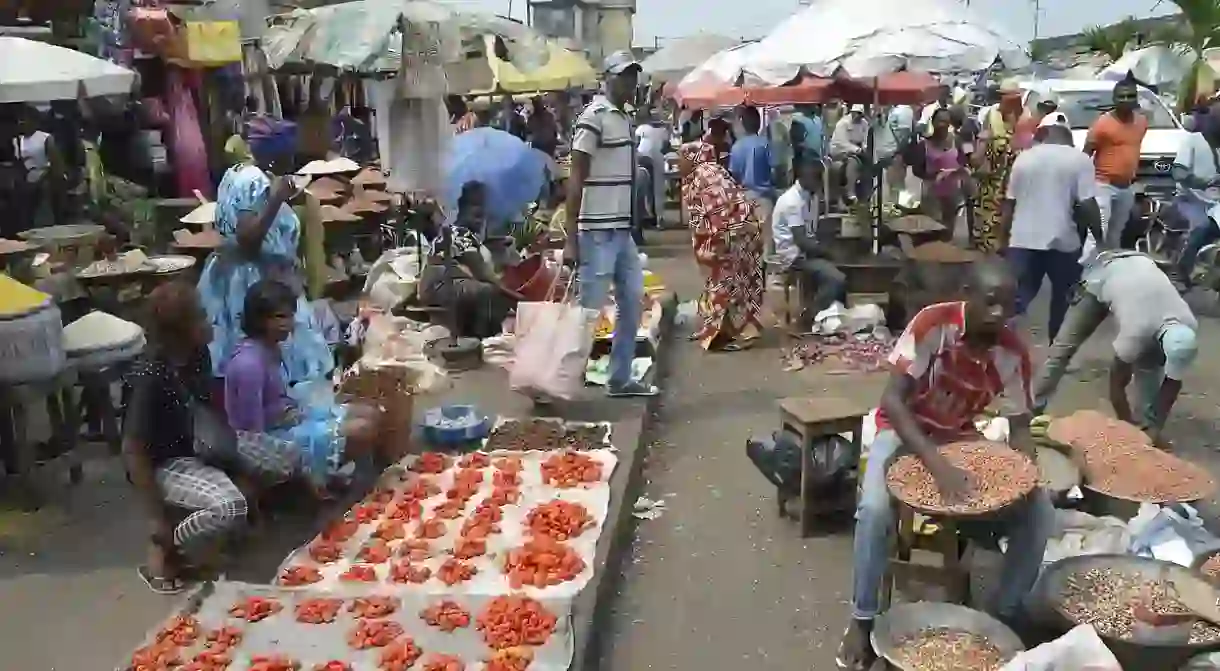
[123,282,299,595]
[198,148,332,385]
[837,258,1053,670]
[418,181,525,338]
[771,155,846,327]
[222,280,381,499]
[1032,250,1198,445]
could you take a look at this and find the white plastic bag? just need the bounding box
[999,625,1121,671]
[509,295,597,400]
[1128,503,1217,566]
[1041,510,1132,564]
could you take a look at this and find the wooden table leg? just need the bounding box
[2,388,42,511]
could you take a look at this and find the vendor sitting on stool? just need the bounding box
[417,181,524,339]
[771,155,846,327]
[836,257,1053,671]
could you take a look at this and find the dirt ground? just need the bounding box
[6,226,1220,670]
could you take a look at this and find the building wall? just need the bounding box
[595,7,633,61]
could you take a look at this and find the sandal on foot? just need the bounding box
[835,625,876,670]
[137,565,186,595]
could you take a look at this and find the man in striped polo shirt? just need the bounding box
[563,50,657,397]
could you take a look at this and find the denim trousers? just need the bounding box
[578,228,645,388]
[851,430,1054,620]
[1179,219,1220,282]
[1081,182,1135,263]
[1006,247,1082,341]
[1031,291,1165,425]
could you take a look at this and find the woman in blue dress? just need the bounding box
[197,163,333,384]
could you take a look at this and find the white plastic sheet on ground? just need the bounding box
[737,0,1028,83]
[999,624,1121,671]
[132,580,574,670]
[277,449,618,598]
[0,37,136,102]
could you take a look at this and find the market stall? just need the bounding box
[123,417,623,670]
[854,405,1220,671]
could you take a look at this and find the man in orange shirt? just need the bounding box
[1081,74,1148,264]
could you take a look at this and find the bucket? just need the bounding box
[502,255,560,302]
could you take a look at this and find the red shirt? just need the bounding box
[875,302,1032,441]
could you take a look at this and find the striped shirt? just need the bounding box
[571,95,635,230]
[875,302,1032,441]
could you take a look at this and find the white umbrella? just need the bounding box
[1100,46,1193,89]
[0,37,137,103]
[641,34,742,82]
[740,0,1028,84]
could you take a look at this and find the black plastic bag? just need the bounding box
[746,430,853,496]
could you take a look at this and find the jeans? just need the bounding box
[1006,247,1082,341]
[578,228,645,389]
[632,166,650,246]
[792,257,847,316]
[854,431,1054,619]
[1179,220,1220,284]
[851,430,1054,620]
[1081,182,1135,263]
[1031,292,1165,425]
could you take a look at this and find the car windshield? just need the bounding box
[1034,89,1178,130]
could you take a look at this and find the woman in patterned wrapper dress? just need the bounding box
[679,140,766,351]
[973,80,1029,253]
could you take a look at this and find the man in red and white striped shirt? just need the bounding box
[837,258,1053,671]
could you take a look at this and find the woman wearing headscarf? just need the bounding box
[679,140,765,351]
[197,153,333,386]
[973,80,1027,253]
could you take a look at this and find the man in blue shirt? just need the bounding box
[730,106,776,253]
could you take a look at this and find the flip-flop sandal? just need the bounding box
[137,565,186,595]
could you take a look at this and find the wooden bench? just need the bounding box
[777,396,871,537]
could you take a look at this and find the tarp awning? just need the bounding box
[477,35,596,93]
[0,37,136,103]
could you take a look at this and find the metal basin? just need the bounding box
[1034,554,1220,668]
[871,602,1025,670]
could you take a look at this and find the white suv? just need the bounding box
[1020,79,1187,197]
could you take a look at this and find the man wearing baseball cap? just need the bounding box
[1002,111,1101,344]
[829,104,870,206]
[1032,250,1198,447]
[563,50,658,397]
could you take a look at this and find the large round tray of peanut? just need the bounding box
[1049,410,1215,503]
[885,440,1037,517]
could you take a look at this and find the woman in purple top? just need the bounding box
[223,280,377,496]
[919,108,970,238]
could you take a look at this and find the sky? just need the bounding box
[442,0,1178,45]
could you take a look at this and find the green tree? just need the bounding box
[1150,0,1220,110]
[1077,16,1144,63]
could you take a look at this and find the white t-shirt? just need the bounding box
[1174,131,1220,204]
[771,182,820,269]
[13,131,50,183]
[1006,142,1098,252]
[636,124,667,163]
[829,116,868,156]
[1084,253,1197,368]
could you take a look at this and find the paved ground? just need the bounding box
[9,224,1220,670]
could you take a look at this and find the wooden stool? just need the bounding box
[880,503,971,610]
[0,369,82,509]
[777,396,870,537]
[75,361,136,455]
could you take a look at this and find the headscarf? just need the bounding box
[679,139,718,167]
